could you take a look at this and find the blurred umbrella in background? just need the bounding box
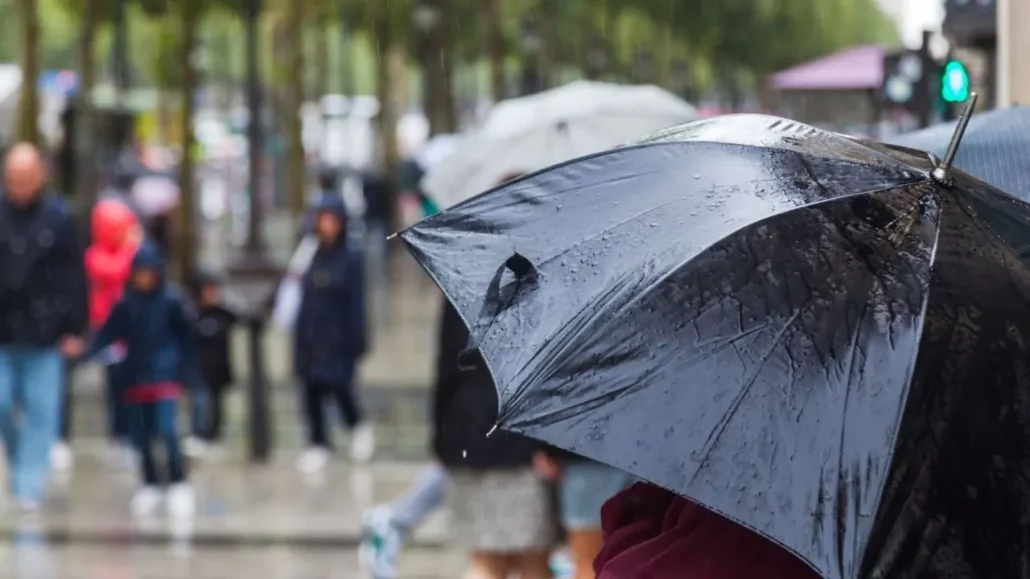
[888,107,1030,200]
[421,80,697,209]
[402,114,1030,578]
[131,173,180,218]
[399,133,462,221]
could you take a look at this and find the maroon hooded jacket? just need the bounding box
[595,483,821,579]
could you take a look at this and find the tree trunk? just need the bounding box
[370,0,399,233]
[314,20,329,100]
[481,0,505,102]
[539,1,556,90]
[175,0,199,282]
[79,0,99,95]
[15,0,41,145]
[75,0,101,216]
[285,0,307,230]
[424,0,456,134]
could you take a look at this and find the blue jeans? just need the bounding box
[128,400,186,486]
[0,346,64,502]
[558,461,635,530]
[389,463,449,533]
[189,385,209,438]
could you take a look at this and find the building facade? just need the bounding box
[944,0,1030,108]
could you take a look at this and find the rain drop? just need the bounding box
[556,204,563,211]
[693,175,701,179]
[462,449,467,459]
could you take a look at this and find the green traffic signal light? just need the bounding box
[941,60,970,103]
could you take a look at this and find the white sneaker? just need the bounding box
[296,447,330,474]
[350,424,375,463]
[166,484,196,518]
[50,442,74,472]
[182,436,207,458]
[359,505,403,579]
[131,486,163,517]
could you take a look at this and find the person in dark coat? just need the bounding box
[0,144,88,512]
[86,241,197,518]
[434,298,558,578]
[293,195,372,472]
[189,271,238,449]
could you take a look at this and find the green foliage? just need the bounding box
[11,0,900,97]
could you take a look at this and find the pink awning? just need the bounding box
[769,45,886,91]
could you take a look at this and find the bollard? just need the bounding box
[246,313,272,462]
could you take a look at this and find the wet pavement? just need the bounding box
[0,450,449,547]
[1,543,464,579]
[0,451,459,577]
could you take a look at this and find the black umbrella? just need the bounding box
[888,106,1030,199]
[401,105,1030,578]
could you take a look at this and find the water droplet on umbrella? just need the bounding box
[693,175,701,179]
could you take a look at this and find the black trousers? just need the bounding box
[302,379,364,449]
[205,388,227,442]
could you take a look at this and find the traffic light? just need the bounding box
[941,60,970,103]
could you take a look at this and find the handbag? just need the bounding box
[271,235,319,330]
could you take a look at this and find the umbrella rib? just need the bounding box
[684,308,803,489]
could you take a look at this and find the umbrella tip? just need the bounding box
[386,232,398,241]
[931,92,979,187]
[486,424,498,437]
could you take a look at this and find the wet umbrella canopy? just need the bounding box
[401,113,1030,578]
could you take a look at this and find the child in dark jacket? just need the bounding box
[87,241,197,518]
[191,272,238,449]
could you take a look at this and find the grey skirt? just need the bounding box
[448,467,560,552]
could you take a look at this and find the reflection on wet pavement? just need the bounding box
[0,451,448,546]
[0,541,465,579]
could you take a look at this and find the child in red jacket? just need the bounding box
[85,199,141,455]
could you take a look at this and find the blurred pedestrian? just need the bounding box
[85,242,197,518]
[593,483,819,579]
[532,450,633,579]
[185,271,238,457]
[435,298,558,578]
[0,143,88,513]
[294,195,374,473]
[84,198,142,467]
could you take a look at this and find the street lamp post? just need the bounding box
[413,0,441,135]
[520,13,543,95]
[227,0,279,464]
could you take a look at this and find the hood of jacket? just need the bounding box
[130,241,165,293]
[91,198,139,250]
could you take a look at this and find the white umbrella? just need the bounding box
[131,175,180,217]
[422,81,697,208]
[415,133,462,171]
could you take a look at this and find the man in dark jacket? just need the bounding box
[87,241,197,518]
[0,144,88,512]
[294,195,372,472]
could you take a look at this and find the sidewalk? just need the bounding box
[0,451,449,548]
